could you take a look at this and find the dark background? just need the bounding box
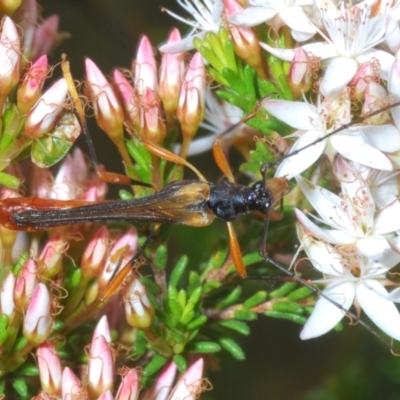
[37,1,400,399]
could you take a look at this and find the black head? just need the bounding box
[247,180,272,215]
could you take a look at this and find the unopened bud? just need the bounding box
[134,35,158,95]
[14,259,39,311]
[350,62,377,101]
[362,82,388,124]
[288,47,313,98]
[37,341,62,395]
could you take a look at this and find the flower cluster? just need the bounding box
[3,0,400,397]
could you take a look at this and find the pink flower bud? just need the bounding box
[168,359,204,400]
[176,52,206,156]
[141,362,177,400]
[87,335,114,398]
[113,69,139,132]
[17,55,49,114]
[14,259,39,310]
[0,272,16,319]
[123,273,154,329]
[224,0,265,79]
[37,341,62,395]
[24,78,68,138]
[0,17,20,106]
[92,315,112,343]
[31,15,59,61]
[115,369,140,400]
[62,367,88,399]
[350,62,377,101]
[134,35,158,95]
[288,47,313,98]
[81,226,110,279]
[139,87,167,144]
[159,28,185,124]
[86,57,125,141]
[23,283,53,344]
[98,227,138,292]
[362,82,388,124]
[38,233,67,278]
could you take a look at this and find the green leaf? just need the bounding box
[234,309,257,321]
[243,65,257,99]
[0,171,20,189]
[173,355,187,373]
[143,354,168,378]
[219,337,245,360]
[265,310,307,324]
[155,245,168,270]
[17,364,39,376]
[216,286,242,309]
[272,301,303,315]
[186,315,208,331]
[13,378,29,397]
[187,341,221,353]
[219,320,250,336]
[222,68,247,96]
[270,282,297,298]
[170,255,188,288]
[287,286,315,301]
[244,291,268,309]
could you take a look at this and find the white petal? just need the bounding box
[388,59,400,130]
[320,57,358,96]
[159,34,202,53]
[387,287,400,303]
[296,176,355,233]
[356,236,392,261]
[385,15,400,54]
[263,100,320,130]
[275,130,325,179]
[356,50,395,80]
[295,208,356,245]
[361,125,400,153]
[279,7,316,36]
[230,7,277,27]
[356,280,400,341]
[300,282,355,339]
[374,201,400,234]
[299,229,344,276]
[331,131,393,171]
[260,41,337,62]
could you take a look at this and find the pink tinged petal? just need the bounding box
[39,233,66,278]
[62,367,87,399]
[37,341,62,395]
[389,58,400,130]
[300,281,355,339]
[275,130,325,179]
[135,35,158,94]
[356,280,400,341]
[93,315,112,343]
[141,362,177,400]
[320,57,358,96]
[1,272,16,318]
[85,58,124,136]
[229,6,278,26]
[361,125,400,153]
[81,226,110,279]
[356,236,393,261]
[115,369,139,400]
[14,259,39,310]
[374,201,400,233]
[356,49,395,80]
[263,100,321,130]
[23,283,53,344]
[24,78,68,138]
[169,359,204,400]
[298,228,345,276]
[31,15,59,61]
[98,391,114,400]
[260,41,338,62]
[87,335,114,398]
[0,17,20,97]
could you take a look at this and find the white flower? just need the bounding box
[159,0,223,53]
[260,2,394,95]
[298,225,400,341]
[295,158,400,262]
[264,96,400,178]
[230,0,316,42]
